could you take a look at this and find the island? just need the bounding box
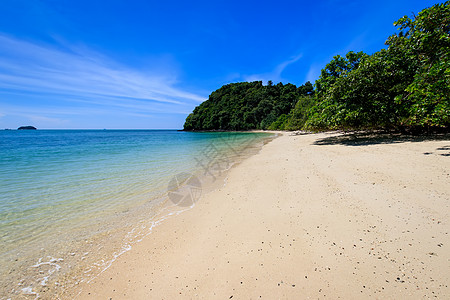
[184,2,449,133]
[17,126,37,130]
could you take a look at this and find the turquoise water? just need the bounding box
[0,130,273,298]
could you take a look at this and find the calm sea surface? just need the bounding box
[0,130,274,298]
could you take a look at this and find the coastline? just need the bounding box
[0,131,275,299]
[72,131,449,299]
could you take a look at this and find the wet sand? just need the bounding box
[72,132,450,299]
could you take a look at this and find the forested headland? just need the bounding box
[184,2,449,132]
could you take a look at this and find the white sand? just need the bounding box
[72,132,450,299]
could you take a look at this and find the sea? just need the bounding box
[0,129,275,298]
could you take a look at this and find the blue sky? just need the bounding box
[0,0,433,129]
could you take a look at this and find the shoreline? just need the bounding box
[1,131,275,299]
[72,131,449,299]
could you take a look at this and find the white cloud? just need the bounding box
[0,34,206,108]
[305,64,322,84]
[243,53,303,83]
[302,32,370,85]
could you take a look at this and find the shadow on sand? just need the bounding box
[313,132,450,147]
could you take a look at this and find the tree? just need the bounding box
[184,2,449,132]
[388,1,450,127]
[285,95,315,130]
[268,114,289,130]
[305,2,449,131]
[183,81,307,131]
[315,51,366,96]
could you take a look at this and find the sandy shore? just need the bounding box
[73,132,449,299]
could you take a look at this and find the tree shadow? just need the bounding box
[313,132,450,147]
[435,145,450,156]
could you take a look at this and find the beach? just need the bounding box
[72,131,450,299]
[0,130,273,298]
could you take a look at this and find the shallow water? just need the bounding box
[0,129,274,298]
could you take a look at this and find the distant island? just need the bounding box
[18,126,37,130]
[184,2,449,133]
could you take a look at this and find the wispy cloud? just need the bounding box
[305,64,322,84]
[0,34,206,109]
[243,53,303,83]
[302,32,370,84]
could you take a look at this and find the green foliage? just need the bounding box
[285,95,315,130]
[305,1,449,131]
[315,51,367,97]
[309,49,412,129]
[183,81,313,131]
[185,2,449,132]
[268,114,289,130]
[389,1,450,127]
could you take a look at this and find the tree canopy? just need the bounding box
[183,81,313,130]
[184,2,449,132]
